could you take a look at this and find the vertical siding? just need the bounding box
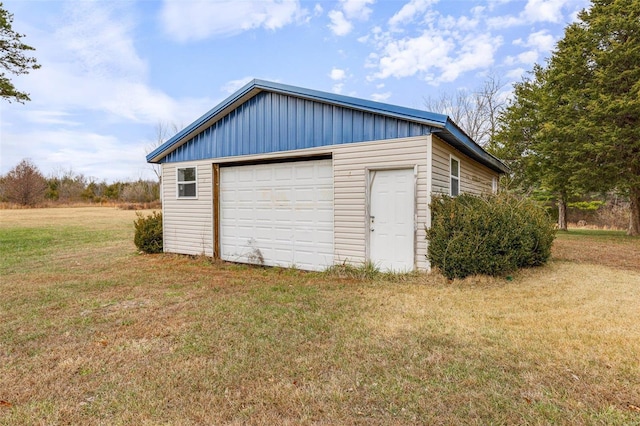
[431,136,498,196]
[162,161,214,256]
[162,91,432,163]
[333,136,429,270]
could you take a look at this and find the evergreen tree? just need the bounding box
[496,0,640,235]
[494,65,579,230]
[571,0,640,235]
[0,2,40,103]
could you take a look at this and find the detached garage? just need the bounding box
[147,79,508,272]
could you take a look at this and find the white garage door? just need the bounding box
[220,159,334,271]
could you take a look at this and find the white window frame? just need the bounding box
[449,155,460,197]
[177,166,197,199]
[492,176,499,194]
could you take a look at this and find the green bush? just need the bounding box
[134,211,163,254]
[426,193,556,279]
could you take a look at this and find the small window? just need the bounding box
[177,167,197,198]
[450,156,460,196]
[492,176,498,194]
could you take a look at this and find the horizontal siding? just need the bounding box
[460,158,496,196]
[432,136,498,196]
[162,161,214,256]
[160,135,493,269]
[333,136,429,269]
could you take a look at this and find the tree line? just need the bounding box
[0,159,159,206]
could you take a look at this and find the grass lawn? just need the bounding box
[1,207,639,425]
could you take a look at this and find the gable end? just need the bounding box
[160,91,434,163]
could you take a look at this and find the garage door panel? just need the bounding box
[237,169,255,182]
[256,168,273,180]
[220,159,334,271]
[274,167,293,181]
[294,165,314,179]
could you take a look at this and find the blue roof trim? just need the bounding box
[440,118,507,173]
[147,79,508,173]
[249,80,449,127]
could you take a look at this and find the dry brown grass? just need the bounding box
[1,208,639,425]
[553,229,640,271]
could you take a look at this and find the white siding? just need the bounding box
[160,135,498,271]
[333,136,429,270]
[161,161,214,256]
[431,136,498,196]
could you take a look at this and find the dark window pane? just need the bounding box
[178,167,196,182]
[178,183,196,197]
[451,178,459,197]
[450,158,459,177]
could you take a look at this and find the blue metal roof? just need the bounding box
[147,79,508,173]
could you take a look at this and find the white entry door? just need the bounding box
[219,159,334,271]
[369,168,415,272]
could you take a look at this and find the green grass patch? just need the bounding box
[556,228,629,239]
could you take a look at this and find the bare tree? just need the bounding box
[49,167,87,202]
[424,74,507,147]
[0,158,47,206]
[121,180,159,203]
[147,121,181,182]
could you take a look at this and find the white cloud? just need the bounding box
[487,0,588,28]
[486,0,512,10]
[329,67,347,93]
[328,10,353,36]
[522,0,567,23]
[8,1,212,127]
[517,50,540,65]
[327,0,375,36]
[454,15,480,30]
[507,30,556,66]
[388,0,436,30]
[524,29,556,52]
[368,31,453,80]
[1,128,154,182]
[329,68,347,80]
[160,0,308,42]
[437,33,501,83]
[25,111,81,127]
[364,1,506,85]
[221,77,255,94]
[341,0,375,20]
[56,2,146,80]
[370,92,391,102]
[366,25,501,85]
[506,67,527,80]
[486,15,522,28]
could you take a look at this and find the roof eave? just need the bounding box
[439,118,509,174]
[146,80,263,163]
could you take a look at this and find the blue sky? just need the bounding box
[1,0,589,182]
